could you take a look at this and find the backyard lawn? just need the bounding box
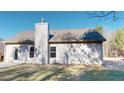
[0,63,124,81]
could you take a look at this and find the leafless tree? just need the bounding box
[85,11,124,23]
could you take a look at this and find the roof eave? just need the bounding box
[49,40,104,44]
[4,41,34,44]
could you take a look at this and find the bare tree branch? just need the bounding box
[85,11,124,24]
[93,11,114,18]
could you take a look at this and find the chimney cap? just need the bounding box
[41,18,45,23]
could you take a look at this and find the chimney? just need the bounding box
[35,18,49,64]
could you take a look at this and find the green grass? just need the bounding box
[83,70,124,81]
[0,63,124,81]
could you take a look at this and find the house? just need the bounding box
[4,19,106,64]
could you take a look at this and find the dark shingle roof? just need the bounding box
[4,28,106,44]
[49,28,106,42]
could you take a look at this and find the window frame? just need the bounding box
[29,46,34,58]
[50,47,56,58]
[14,48,18,60]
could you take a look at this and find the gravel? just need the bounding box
[103,59,124,70]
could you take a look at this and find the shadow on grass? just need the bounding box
[40,67,81,81]
[40,68,66,81]
[0,64,51,81]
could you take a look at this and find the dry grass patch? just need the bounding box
[0,63,117,81]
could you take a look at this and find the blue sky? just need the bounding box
[0,11,124,39]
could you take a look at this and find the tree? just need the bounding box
[95,25,103,35]
[107,28,124,57]
[114,28,124,51]
[85,11,124,23]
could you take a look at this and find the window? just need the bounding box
[50,47,56,58]
[14,48,18,60]
[30,47,34,58]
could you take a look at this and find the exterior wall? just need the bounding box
[49,43,103,64]
[4,44,35,63]
[35,22,49,64]
[4,43,103,64]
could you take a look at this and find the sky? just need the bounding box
[0,11,124,39]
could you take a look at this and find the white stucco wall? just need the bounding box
[4,44,35,63]
[4,42,103,65]
[49,43,103,64]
